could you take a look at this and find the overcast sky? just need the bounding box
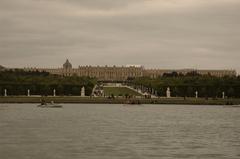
[0,0,239,72]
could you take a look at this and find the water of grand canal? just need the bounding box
[0,104,240,159]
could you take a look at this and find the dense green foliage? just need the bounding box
[0,65,4,70]
[131,72,240,98]
[0,70,97,96]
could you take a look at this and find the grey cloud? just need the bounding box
[0,0,239,73]
[46,0,142,9]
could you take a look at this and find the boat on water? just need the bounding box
[123,100,141,105]
[37,100,62,108]
[231,105,240,108]
[223,104,240,108]
[37,104,63,108]
[224,105,240,108]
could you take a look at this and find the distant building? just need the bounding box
[144,68,237,78]
[63,59,72,70]
[6,60,237,81]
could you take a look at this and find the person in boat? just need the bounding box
[40,99,46,105]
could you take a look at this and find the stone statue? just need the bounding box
[166,87,171,98]
[155,90,158,96]
[27,89,30,96]
[4,89,7,97]
[195,91,198,99]
[53,89,56,97]
[81,86,85,97]
[222,92,225,99]
[152,88,155,94]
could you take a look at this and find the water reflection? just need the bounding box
[0,104,240,159]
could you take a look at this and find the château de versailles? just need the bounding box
[1,59,237,81]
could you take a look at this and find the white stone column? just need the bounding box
[222,92,225,99]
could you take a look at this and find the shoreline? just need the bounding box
[0,96,240,105]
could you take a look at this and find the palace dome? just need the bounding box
[63,59,72,69]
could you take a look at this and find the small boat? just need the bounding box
[124,100,141,105]
[231,105,240,108]
[37,104,63,108]
[223,104,240,108]
[37,101,62,108]
[227,105,240,108]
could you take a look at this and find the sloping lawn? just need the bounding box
[103,87,142,96]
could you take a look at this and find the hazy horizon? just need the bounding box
[0,0,239,72]
[1,59,238,71]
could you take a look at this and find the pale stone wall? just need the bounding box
[9,60,237,81]
[196,70,237,77]
[77,65,143,81]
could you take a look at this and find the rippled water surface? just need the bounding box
[0,104,240,159]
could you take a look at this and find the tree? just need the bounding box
[72,87,80,96]
[227,88,235,98]
[187,86,194,97]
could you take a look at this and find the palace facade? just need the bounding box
[20,60,236,81]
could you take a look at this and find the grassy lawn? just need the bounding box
[103,87,142,96]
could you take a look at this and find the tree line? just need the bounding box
[130,71,240,98]
[0,69,97,96]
